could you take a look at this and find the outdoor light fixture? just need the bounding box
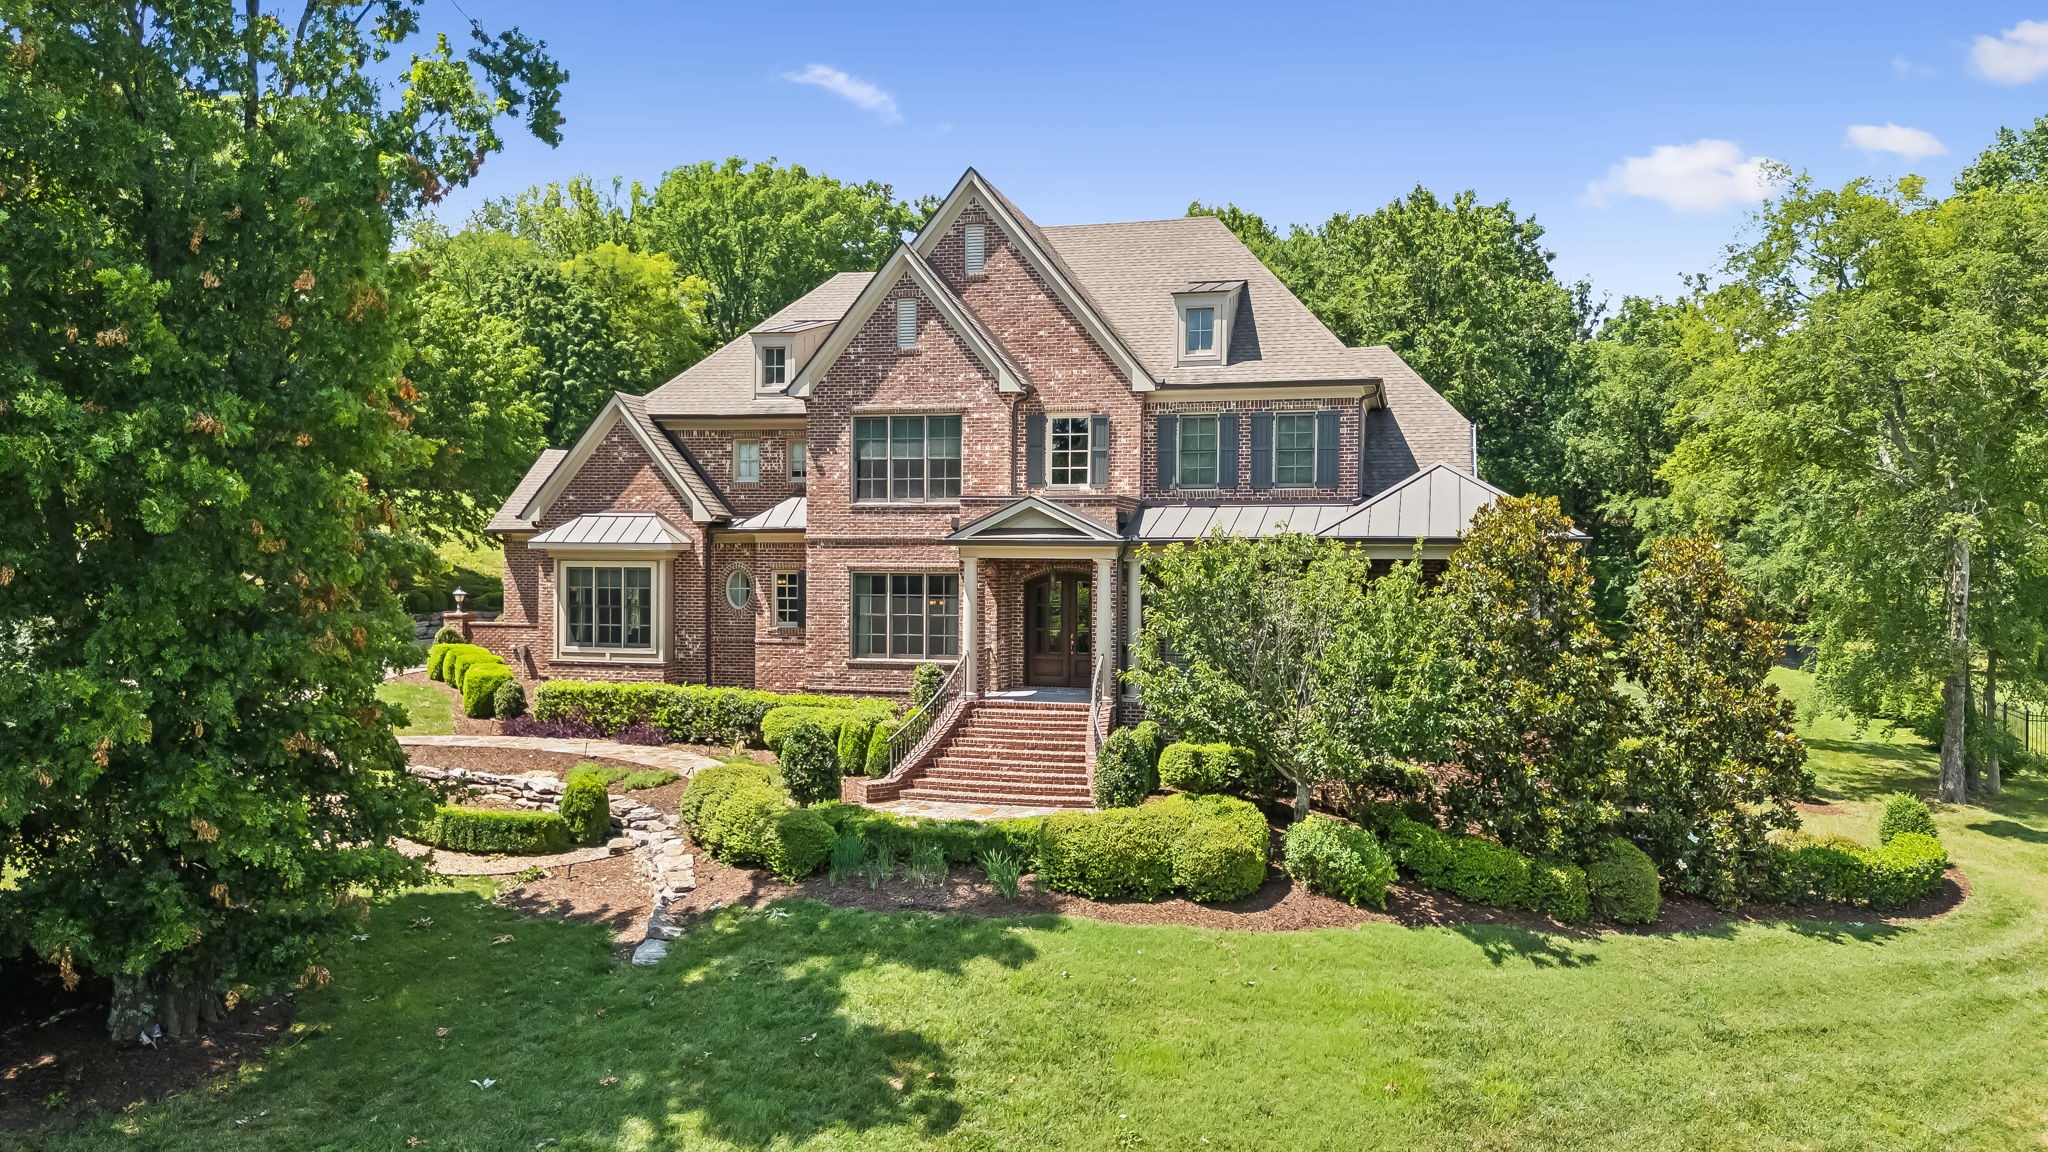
[451,586,466,611]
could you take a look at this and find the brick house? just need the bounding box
[472,170,1504,806]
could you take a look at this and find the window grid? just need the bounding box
[1048,416,1091,487]
[760,345,786,387]
[788,442,807,485]
[852,573,959,659]
[565,565,653,650]
[854,414,961,503]
[1178,415,1220,487]
[1273,412,1317,486]
[1184,307,1215,355]
[774,571,806,628]
[734,441,760,484]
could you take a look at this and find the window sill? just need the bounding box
[847,657,960,668]
[553,653,663,665]
[851,501,962,510]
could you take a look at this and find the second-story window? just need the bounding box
[735,440,761,484]
[1184,307,1215,356]
[760,344,786,388]
[788,441,807,486]
[854,414,961,503]
[1048,416,1091,486]
[1178,415,1220,487]
[1272,413,1316,486]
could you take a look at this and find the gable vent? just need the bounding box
[964,224,986,276]
[896,298,918,349]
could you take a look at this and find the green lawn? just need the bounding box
[378,680,455,737]
[23,670,2048,1151]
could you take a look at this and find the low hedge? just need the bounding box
[440,644,500,690]
[1386,818,1593,923]
[814,802,1042,865]
[1529,856,1592,924]
[427,642,453,681]
[864,719,902,777]
[1158,742,1247,796]
[463,665,514,719]
[1035,794,1268,903]
[760,703,892,756]
[560,765,612,846]
[679,762,780,837]
[762,807,835,881]
[1766,829,1947,911]
[1586,837,1661,924]
[419,805,570,855]
[1283,815,1396,909]
[1878,793,1937,844]
[534,680,895,747]
[1166,794,1270,903]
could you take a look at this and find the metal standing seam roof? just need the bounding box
[527,512,694,548]
[1131,464,1509,543]
[729,495,807,531]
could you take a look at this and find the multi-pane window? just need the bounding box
[853,573,959,658]
[854,414,961,502]
[565,565,653,649]
[1177,415,1221,487]
[760,345,786,388]
[774,571,806,628]
[1184,306,1215,355]
[1048,416,1092,486]
[788,442,807,485]
[735,441,761,484]
[1273,412,1317,486]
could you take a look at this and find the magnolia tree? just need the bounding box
[0,3,563,1040]
[1621,534,1810,907]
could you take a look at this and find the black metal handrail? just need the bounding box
[886,658,966,776]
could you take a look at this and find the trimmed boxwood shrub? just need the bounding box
[763,807,835,881]
[911,661,947,711]
[679,762,779,837]
[699,781,787,864]
[533,681,895,747]
[1037,805,1180,901]
[463,664,513,719]
[776,719,842,806]
[1765,829,1948,910]
[493,679,527,720]
[1529,857,1592,923]
[420,805,570,855]
[559,765,612,846]
[1283,815,1396,908]
[1092,726,1158,809]
[813,802,1042,866]
[1387,818,1532,908]
[1163,794,1269,903]
[427,642,453,681]
[835,715,876,776]
[1860,832,1948,909]
[1158,741,1246,795]
[434,624,465,646]
[762,704,890,753]
[1586,837,1661,924]
[864,718,901,776]
[1878,793,1937,844]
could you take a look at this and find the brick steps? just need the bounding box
[892,697,1096,809]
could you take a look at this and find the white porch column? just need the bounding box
[960,554,980,697]
[1125,553,1142,683]
[1092,554,1114,691]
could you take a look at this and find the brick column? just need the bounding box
[442,611,474,641]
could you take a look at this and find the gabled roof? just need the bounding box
[913,169,1152,390]
[790,245,1028,397]
[1320,463,1509,541]
[487,448,568,532]
[502,393,731,532]
[529,512,694,551]
[729,495,806,532]
[945,496,1125,545]
[641,273,871,419]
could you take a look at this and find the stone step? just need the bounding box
[922,765,1090,787]
[932,755,1089,777]
[939,737,1089,757]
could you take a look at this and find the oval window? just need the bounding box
[725,569,752,610]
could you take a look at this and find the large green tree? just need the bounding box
[1665,177,2048,802]
[1954,111,2048,193]
[0,2,562,1037]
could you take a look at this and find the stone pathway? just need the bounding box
[868,797,1074,821]
[394,835,633,877]
[398,734,719,774]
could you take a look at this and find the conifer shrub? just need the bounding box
[1877,793,1937,844]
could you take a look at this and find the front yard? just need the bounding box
[15,669,2048,1151]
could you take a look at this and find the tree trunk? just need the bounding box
[1937,530,1971,804]
[107,973,223,1045]
[1293,773,1312,824]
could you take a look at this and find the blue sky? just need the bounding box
[427,1,2048,308]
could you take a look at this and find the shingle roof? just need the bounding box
[641,272,872,418]
[487,448,567,532]
[616,391,731,520]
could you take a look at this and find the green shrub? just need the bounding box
[1385,818,1542,910]
[1529,857,1591,923]
[1166,795,1269,903]
[492,679,527,720]
[1131,720,1165,769]
[865,718,901,776]
[1587,837,1661,924]
[762,704,887,753]
[574,763,632,787]
[1877,793,1937,844]
[434,625,465,646]
[776,719,842,806]
[444,645,498,690]
[462,664,513,719]
[1860,832,1948,910]
[679,762,780,837]
[981,850,1024,899]
[426,642,453,681]
[812,802,1030,867]
[699,782,787,865]
[1283,816,1396,908]
[1766,829,1948,910]
[618,768,677,792]
[1036,805,1179,901]
[419,805,570,855]
[533,681,895,747]
[835,714,876,776]
[559,766,612,846]
[1093,727,1158,809]
[828,829,867,885]
[1157,741,1244,795]
[762,806,834,881]
[911,661,947,711]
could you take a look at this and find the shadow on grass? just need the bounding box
[1801,737,1938,802]
[1448,925,1600,969]
[1966,819,2048,844]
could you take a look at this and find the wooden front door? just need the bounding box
[1024,572,1091,687]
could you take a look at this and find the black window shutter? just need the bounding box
[1249,411,1273,490]
[1089,414,1110,487]
[1156,413,1178,489]
[1218,411,1240,489]
[1316,409,1340,488]
[1026,413,1047,488]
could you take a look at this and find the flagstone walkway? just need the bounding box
[867,797,1072,821]
[397,733,718,775]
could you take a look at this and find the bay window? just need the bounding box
[563,564,655,651]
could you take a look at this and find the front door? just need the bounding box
[1024,572,1091,687]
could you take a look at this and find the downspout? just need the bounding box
[1470,422,1481,479]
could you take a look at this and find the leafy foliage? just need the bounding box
[1092,726,1159,809]
[491,679,528,721]
[1585,838,1662,924]
[533,680,893,747]
[1156,742,1245,796]
[775,720,843,806]
[1766,829,1949,911]
[1282,816,1397,908]
[762,807,834,882]
[558,767,612,846]
[1878,793,1937,844]
[420,807,571,856]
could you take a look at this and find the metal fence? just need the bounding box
[2001,701,2048,755]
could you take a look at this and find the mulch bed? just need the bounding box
[403,744,645,778]
[0,969,293,1132]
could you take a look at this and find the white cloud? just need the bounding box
[1892,54,1936,78]
[1845,122,1948,161]
[781,64,901,123]
[1583,139,1782,214]
[1972,19,2048,84]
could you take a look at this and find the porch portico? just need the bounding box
[946,497,1125,700]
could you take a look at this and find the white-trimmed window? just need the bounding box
[735,440,761,484]
[561,563,657,656]
[896,299,919,349]
[1273,413,1317,486]
[964,224,986,276]
[788,441,807,486]
[759,344,787,389]
[1048,416,1091,487]
[724,568,752,611]
[1177,415,1220,488]
[1184,307,1215,356]
[774,571,806,628]
[852,572,959,659]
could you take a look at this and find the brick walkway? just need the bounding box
[397,734,718,775]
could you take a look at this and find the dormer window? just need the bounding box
[964,224,986,276]
[761,345,786,387]
[1172,280,1243,366]
[1184,307,1215,355]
